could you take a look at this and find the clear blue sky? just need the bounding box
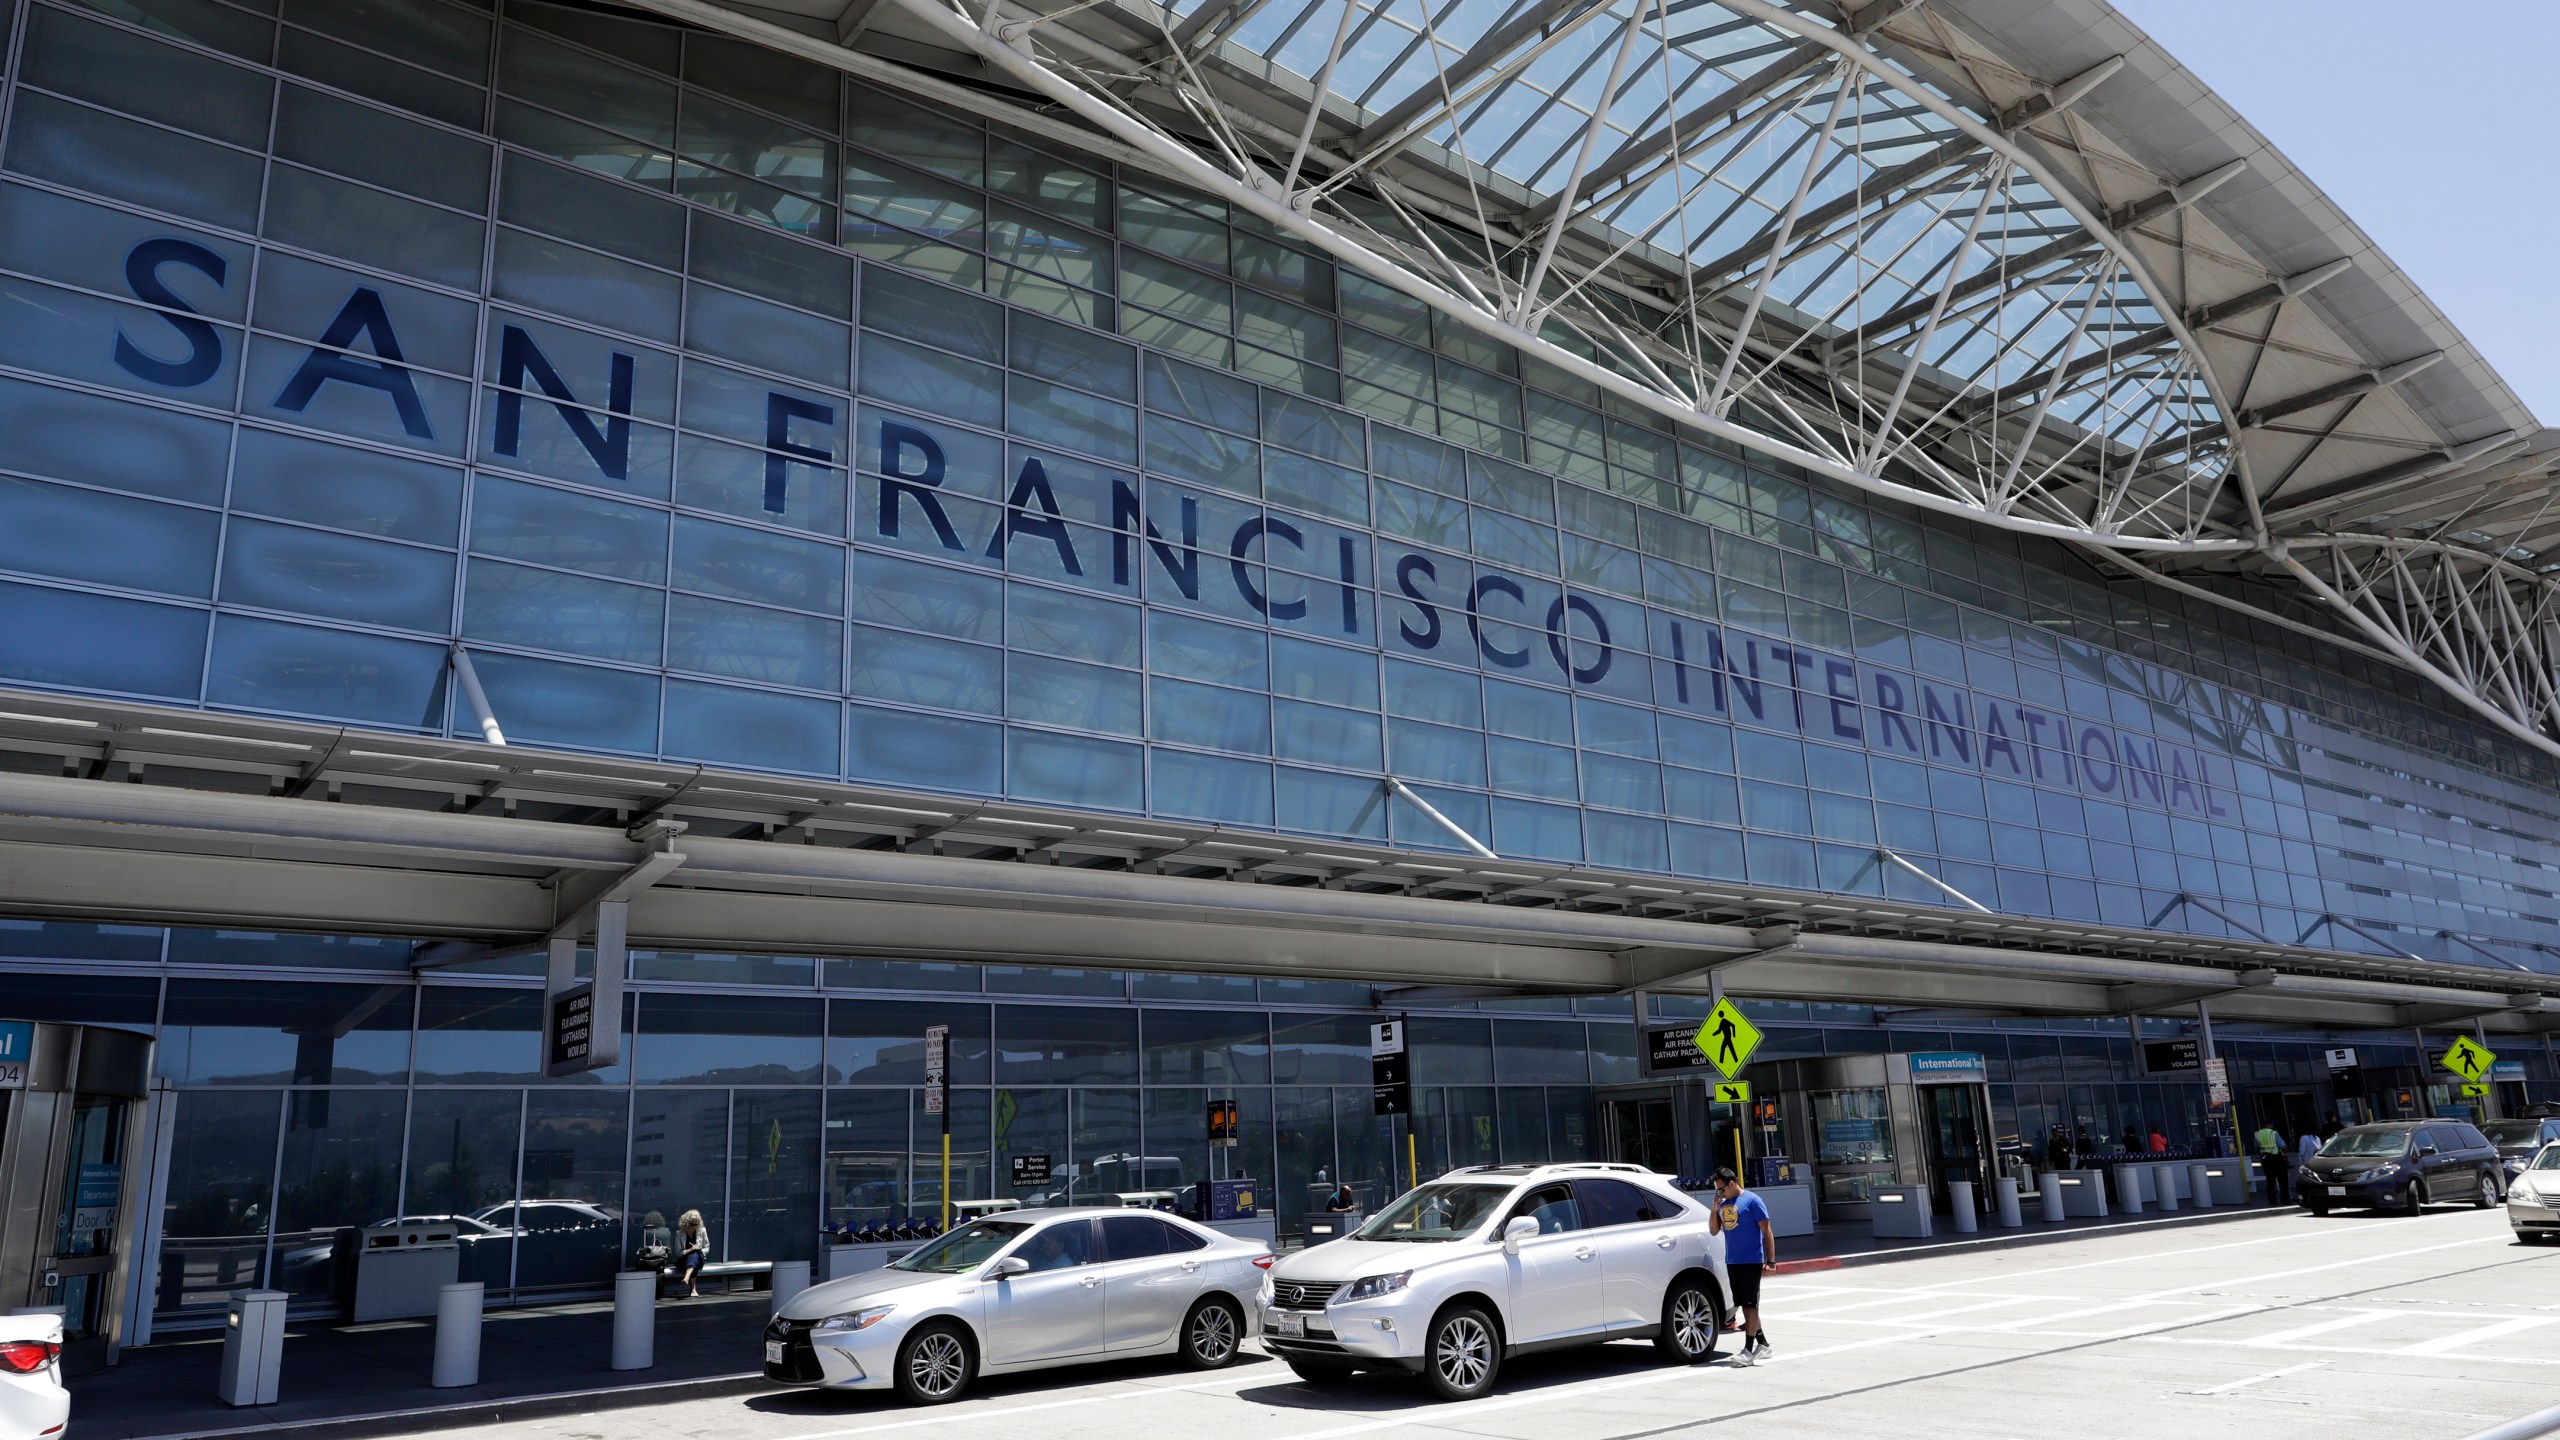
[2110,1,2557,423]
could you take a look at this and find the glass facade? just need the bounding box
[1,0,2557,977]
[15,921,2550,1329]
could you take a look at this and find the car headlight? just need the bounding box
[814,1305,897,1335]
[2370,1163,2400,1178]
[1342,1271,1412,1301]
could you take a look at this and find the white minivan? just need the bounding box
[1262,1163,1732,1400]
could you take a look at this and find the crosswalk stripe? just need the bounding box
[2396,1316,2558,1355]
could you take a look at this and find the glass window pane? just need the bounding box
[155,1090,279,1319]
[0,581,206,698]
[662,678,839,775]
[994,1004,1137,1085]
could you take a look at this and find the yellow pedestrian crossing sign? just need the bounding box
[1695,998,1762,1080]
[2441,1036,2496,1083]
[1713,1081,1752,1105]
[2460,1082,2490,1098]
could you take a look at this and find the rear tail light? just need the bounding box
[1251,1254,1275,1269]
[0,1340,59,1374]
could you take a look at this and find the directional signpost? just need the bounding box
[2461,1083,2490,1098]
[925,1024,950,1228]
[1696,997,1762,1080]
[1713,1081,1752,1105]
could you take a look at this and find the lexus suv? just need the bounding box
[1261,1163,1731,1401]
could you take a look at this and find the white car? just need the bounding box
[0,1312,67,1440]
[1262,1163,1732,1400]
[767,1207,1272,1404]
[2509,1140,2560,1243]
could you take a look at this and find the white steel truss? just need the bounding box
[624,0,2560,762]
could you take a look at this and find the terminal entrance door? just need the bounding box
[1605,1098,1677,1174]
[0,1022,154,1374]
[1919,1084,1992,1216]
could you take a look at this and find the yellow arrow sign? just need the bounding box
[2441,1036,2497,1083]
[1713,1081,1752,1105]
[1695,998,1763,1080]
[2460,1082,2490,1098]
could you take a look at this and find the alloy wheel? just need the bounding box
[908,1331,968,1399]
[1434,1314,1493,1393]
[1670,1289,1716,1357]
[1190,1303,1238,1364]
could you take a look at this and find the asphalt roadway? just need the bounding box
[447,1207,2559,1440]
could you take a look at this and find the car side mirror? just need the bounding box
[991,1256,1030,1279]
[1501,1216,1538,1254]
[2418,1145,2438,1157]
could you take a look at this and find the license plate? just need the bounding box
[2327,1185,2346,1197]
[767,1341,786,1365]
[1270,1312,1304,1337]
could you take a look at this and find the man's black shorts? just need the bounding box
[1727,1262,1763,1309]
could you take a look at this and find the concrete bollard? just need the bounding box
[612,1269,656,1371]
[216,1290,288,1406]
[2113,1164,2145,1214]
[2187,1160,2216,1209]
[2038,1173,2065,1223]
[432,1282,482,1388]
[2152,1164,2179,1212]
[1948,1180,1978,1234]
[771,1260,811,1318]
[1994,1176,2023,1229]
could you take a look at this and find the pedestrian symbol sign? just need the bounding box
[2441,1036,2496,1083]
[2460,1082,2490,1098]
[1713,1081,1752,1105]
[1695,998,1761,1080]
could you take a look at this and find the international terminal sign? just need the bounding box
[106,231,2243,825]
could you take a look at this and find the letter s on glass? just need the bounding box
[114,238,228,388]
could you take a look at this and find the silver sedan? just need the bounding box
[766,1208,1272,1404]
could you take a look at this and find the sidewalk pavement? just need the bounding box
[71,1290,769,1440]
[1773,1192,2288,1273]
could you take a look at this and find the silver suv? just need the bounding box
[1262,1163,1732,1400]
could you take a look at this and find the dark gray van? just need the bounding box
[2298,1120,2503,1214]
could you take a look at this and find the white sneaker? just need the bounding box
[1733,1348,1758,1366]
[1752,1339,1774,1361]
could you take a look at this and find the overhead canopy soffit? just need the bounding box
[625,0,2560,764]
[0,689,2553,1036]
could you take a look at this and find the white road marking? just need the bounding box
[2394,1315,2557,1355]
[2181,1360,2327,1395]
[2237,1311,2396,1348]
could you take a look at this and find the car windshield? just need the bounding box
[2533,1146,2560,1172]
[1353,1183,1511,1242]
[2483,1121,2545,1148]
[890,1219,1029,1273]
[2319,1130,2412,1158]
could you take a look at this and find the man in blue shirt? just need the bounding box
[1710,1166,1775,1364]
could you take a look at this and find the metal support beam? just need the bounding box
[1385,777,1498,859]
[2103,969,2276,1015]
[448,645,506,747]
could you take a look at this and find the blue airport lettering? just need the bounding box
[494,324,635,482]
[98,233,2234,826]
[112,238,228,389]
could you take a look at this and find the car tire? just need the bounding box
[1178,1297,1244,1369]
[2302,1197,2328,1217]
[2474,1173,2500,1210]
[1422,1304,1502,1402]
[1654,1276,1723,1365]
[893,1322,976,1406]
[1285,1357,1360,1385]
[2402,1179,2428,1214]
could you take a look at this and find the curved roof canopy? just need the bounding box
[638,0,2560,756]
